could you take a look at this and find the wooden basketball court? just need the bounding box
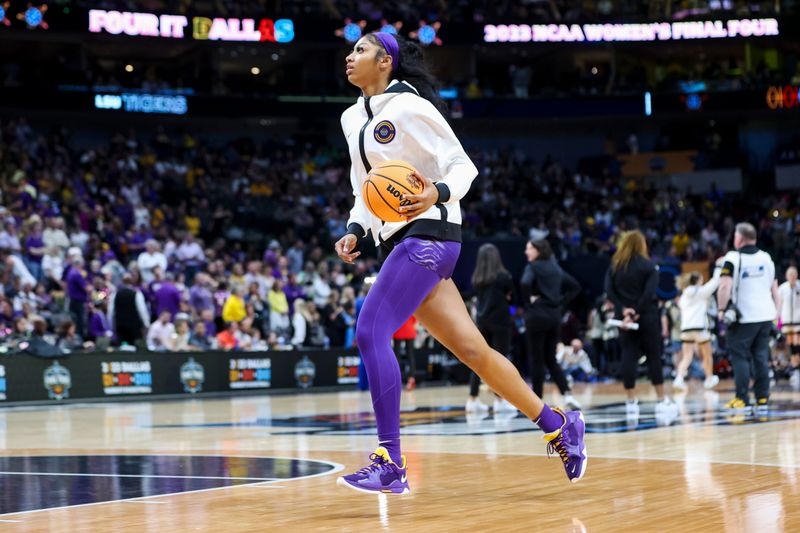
[0,380,798,532]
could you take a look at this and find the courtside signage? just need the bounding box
[101,361,153,395]
[229,358,272,389]
[94,93,188,115]
[89,9,294,42]
[484,18,778,43]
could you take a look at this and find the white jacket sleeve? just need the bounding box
[403,98,478,204]
[345,163,372,238]
[342,115,371,239]
[697,276,721,299]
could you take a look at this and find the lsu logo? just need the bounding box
[374,120,395,144]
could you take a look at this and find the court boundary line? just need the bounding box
[0,455,344,518]
[406,448,800,469]
[0,472,280,481]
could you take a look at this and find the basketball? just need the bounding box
[362,160,424,222]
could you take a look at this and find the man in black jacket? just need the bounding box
[108,273,151,347]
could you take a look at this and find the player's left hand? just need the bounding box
[399,171,438,221]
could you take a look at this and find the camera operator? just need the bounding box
[717,222,780,412]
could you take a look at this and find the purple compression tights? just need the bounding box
[356,237,461,464]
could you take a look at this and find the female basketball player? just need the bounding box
[334,32,586,494]
[604,230,677,419]
[672,271,720,390]
[777,266,800,386]
[465,243,517,415]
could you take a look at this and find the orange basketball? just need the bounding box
[361,160,424,223]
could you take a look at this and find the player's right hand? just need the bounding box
[335,234,361,264]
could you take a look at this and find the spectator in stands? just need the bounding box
[291,299,311,348]
[268,280,290,335]
[558,339,595,384]
[109,273,150,347]
[147,310,175,351]
[176,233,205,283]
[42,216,69,256]
[66,256,89,337]
[0,220,22,255]
[222,285,246,323]
[56,319,93,353]
[42,246,64,288]
[188,273,214,318]
[87,299,113,346]
[216,321,239,351]
[137,239,167,284]
[189,320,212,350]
[152,270,182,318]
[170,314,193,351]
[4,252,36,288]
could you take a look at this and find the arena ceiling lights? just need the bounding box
[335,18,443,46]
[88,9,294,43]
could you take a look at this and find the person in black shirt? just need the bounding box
[465,244,517,414]
[604,230,676,419]
[522,239,582,410]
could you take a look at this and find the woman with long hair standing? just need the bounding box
[604,230,677,418]
[334,32,586,494]
[521,239,582,410]
[465,243,517,414]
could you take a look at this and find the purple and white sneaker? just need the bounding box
[543,407,587,483]
[337,447,410,494]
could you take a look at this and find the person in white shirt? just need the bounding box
[137,239,168,284]
[4,253,36,288]
[717,222,780,411]
[333,32,585,492]
[776,266,800,385]
[42,216,70,255]
[42,246,64,283]
[0,221,22,254]
[147,310,175,351]
[673,270,720,390]
[557,339,595,383]
[175,233,205,283]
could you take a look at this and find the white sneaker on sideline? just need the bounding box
[563,393,582,411]
[703,375,720,389]
[673,376,686,389]
[465,399,490,413]
[493,398,517,413]
[655,397,679,415]
[625,399,640,418]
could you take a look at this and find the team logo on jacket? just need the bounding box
[374,120,396,144]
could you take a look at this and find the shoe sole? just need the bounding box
[336,476,411,495]
[571,411,588,484]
